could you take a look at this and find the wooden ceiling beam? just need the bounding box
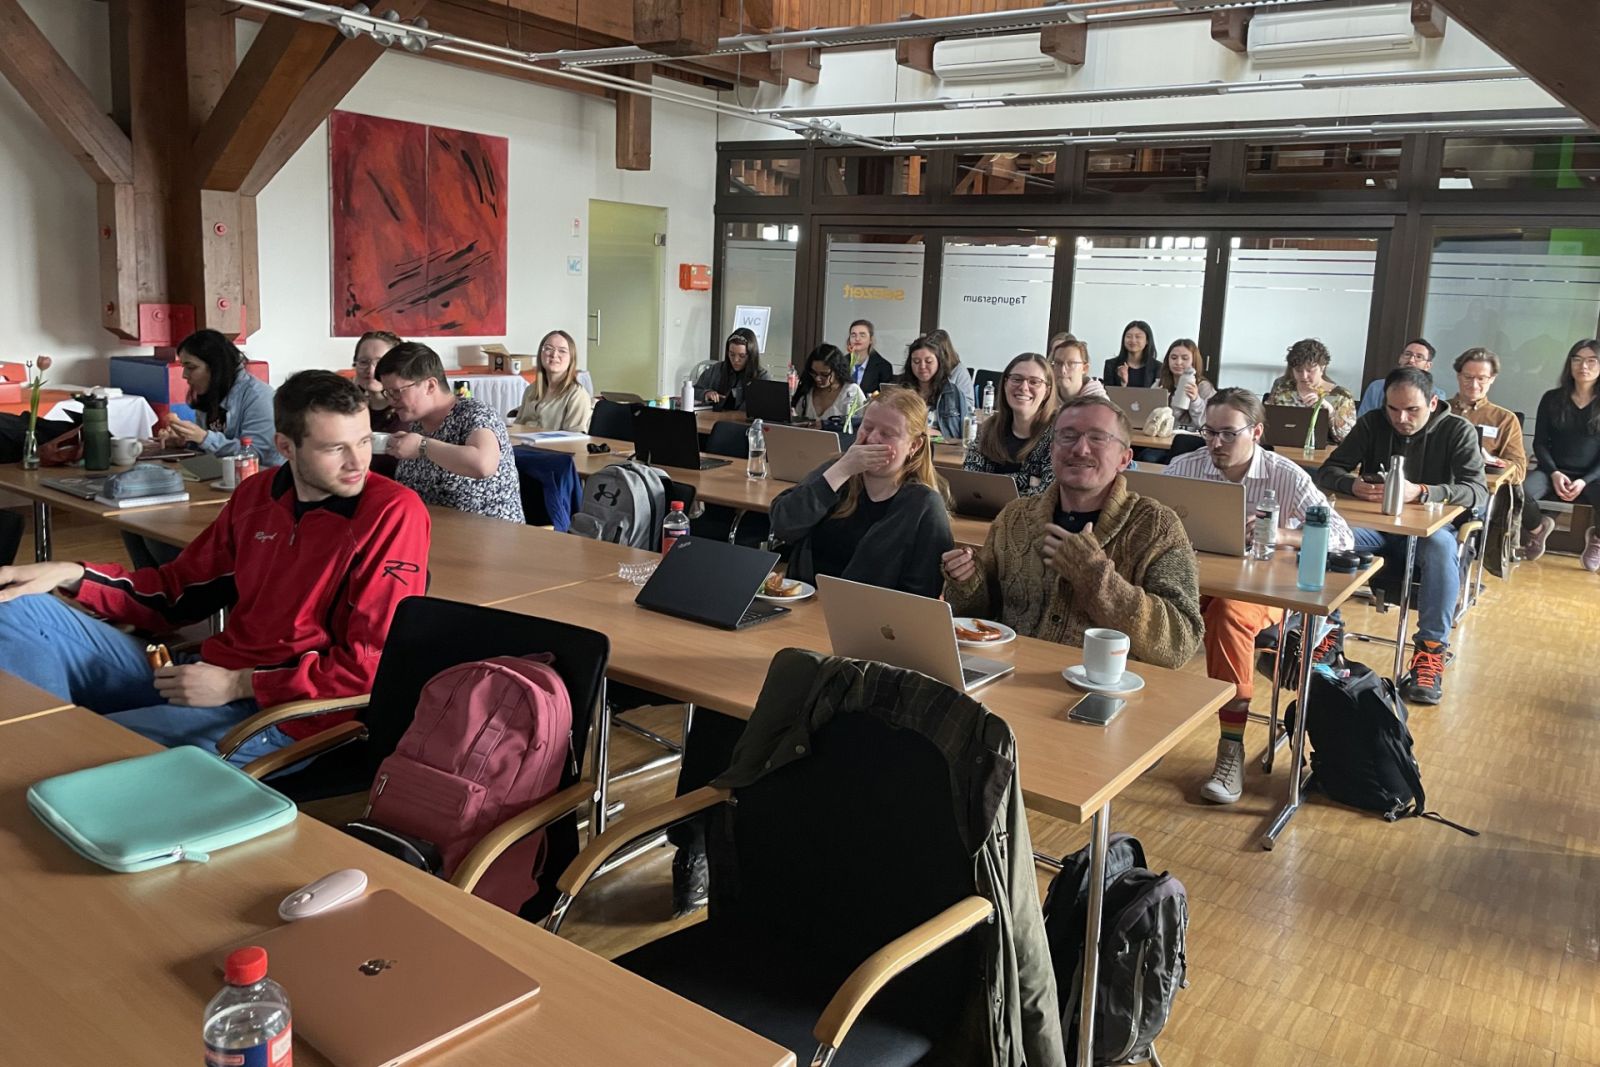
[0,0,134,185]
[1210,9,1250,53]
[1436,0,1600,128]
[635,0,720,57]
[184,0,235,139]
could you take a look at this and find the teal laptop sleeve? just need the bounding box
[27,746,297,872]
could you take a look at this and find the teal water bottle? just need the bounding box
[81,394,111,471]
[1297,504,1330,592]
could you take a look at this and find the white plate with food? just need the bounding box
[756,576,816,603]
[954,617,1016,647]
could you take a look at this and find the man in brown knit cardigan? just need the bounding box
[941,397,1202,669]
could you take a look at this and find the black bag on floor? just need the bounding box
[1285,662,1477,834]
[1044,833,1189,1065]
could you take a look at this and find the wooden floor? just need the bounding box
[26,509,1600,1066]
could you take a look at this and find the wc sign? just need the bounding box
[733,305,771,350]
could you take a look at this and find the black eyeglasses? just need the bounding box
[1198,424,1256,443]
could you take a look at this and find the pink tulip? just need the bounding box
[35,355,52,371]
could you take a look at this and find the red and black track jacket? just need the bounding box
[73,466,432,740]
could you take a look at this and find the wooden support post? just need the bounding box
[1210,9,1250,53]
[1437,0,1600,126]
[770,27,820,85]
[97,184,140,340]
[1040,23,1088,66]
[1410,1,1447,38]
[614,64,654,172]
[184,0,236,139]
[894,15,936,75]
[635,0,720,57]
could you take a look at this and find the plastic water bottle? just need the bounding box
[661,500,690,557]
[203,946,292,1067]
[680,379,695,411]
[1297,504,1331,592]
[1250,488,1280,560]
[787,364,798,396]
[982,381,996,414]
[747,419,768,480]
[235,437,261,481]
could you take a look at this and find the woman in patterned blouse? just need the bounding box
[964,351,1060,496]
[1265,337,1358,444]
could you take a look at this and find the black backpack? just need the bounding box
[1044,833,1188,1065]
[1286,662,1477,834]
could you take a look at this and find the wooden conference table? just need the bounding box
[0,706,794,1067]
[0,463,233,562]
[0,671,73,727]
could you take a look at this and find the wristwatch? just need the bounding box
[419,437,430,462]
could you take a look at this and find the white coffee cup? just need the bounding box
[371,432,391,454]
[1082,628,1131,686]
[109,437,141,466]
[218,454,238,489]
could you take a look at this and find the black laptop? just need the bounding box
[631,406,730,471]
[635,537,789,630]
[743,379,793,425]
[1262,404,1331,450]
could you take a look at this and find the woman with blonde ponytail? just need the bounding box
[771,387,954,597]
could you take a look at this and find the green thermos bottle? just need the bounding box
[82,394,111,471]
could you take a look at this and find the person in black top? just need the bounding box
[1103,319,1158,388]
[1523,338,1600,567]
[845,318,896,396]
[770,387,954,598]
[695,328,771,411]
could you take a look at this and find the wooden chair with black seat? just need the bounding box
[219,596,610,922]
[543,648,1062,1067]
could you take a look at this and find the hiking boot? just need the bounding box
[1523,516,1556,561]
[1583,529,1600,573]
[1277,621,1344,687]
[671,849,709,918]
[1401,639,1447,705]
[1199,738,1245,804]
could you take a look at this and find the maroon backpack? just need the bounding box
[350,655,573,913]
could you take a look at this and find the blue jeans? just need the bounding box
[0,595,293,767]
[1352,526,1459,647]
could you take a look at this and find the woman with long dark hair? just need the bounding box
[158,329,280,467]
[793,343,866,424]
[1158,338,1216,430]
[696,328,771,411]
[1103,319,1158,388]
[1522,338,1600,566]
[964,351,1059,495]
[897,334,971,439]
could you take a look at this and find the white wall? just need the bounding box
[0,2,719,395]
[718,14,1560,143]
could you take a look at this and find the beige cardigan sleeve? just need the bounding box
[1059,515,1203,669]
[943,511,1005,622]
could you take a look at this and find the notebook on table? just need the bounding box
[231,889,540,1067]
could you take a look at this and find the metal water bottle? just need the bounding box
[1382,454,1406,516]
[82,394,111,471]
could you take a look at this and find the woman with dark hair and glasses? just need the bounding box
[963,352,1059,495]
[897,334,971,439]
[158,328,281,467]
[696,328,771,411]
[1522,339,1600,567]
[793,343,866,424]
[352,330,403,433]
[1104,319,1158,388]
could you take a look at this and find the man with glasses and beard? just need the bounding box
[1164,388,1353,805]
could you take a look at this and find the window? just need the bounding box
[1083,146,1210,196]
[725,157,802,197]
[1243,140,1403,193]
[1068,235,1208,373]
[821,233,926,364]
[1422,225,1600,432]
[720,221,799,371]
[953,151,1057,196]
[821,155,927,197]
[1438,135,1600,191]
[936,236,1058,375]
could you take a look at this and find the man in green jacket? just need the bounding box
[1316,366,1487,705]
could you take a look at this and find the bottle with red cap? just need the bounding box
[235,437,261,483]
[203,946,292,1066]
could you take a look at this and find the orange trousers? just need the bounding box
[1202,596,1283,724]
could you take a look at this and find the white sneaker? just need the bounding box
[1200,738,1245,804]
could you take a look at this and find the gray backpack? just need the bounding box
[1046,833,1188,1065]
[570,460,669,549]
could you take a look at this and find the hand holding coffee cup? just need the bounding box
[1082,628,1131,687]
[370,432,392,455]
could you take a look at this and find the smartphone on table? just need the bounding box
[1066,692,1126,726]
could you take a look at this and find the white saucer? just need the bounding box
[1062,664,1145,694]
[206,479,236,492]
[756,580,815,603]
[954,617,1017,647]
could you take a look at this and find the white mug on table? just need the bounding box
[108,437,141,466]
[1082,628,1130,686]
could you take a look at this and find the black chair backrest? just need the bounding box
[1514,410,1526,428]
[714,712,977,987]
[704,419,750,459]
[1166,434,1206,460]
[590,399,637,441]
[973,369,1003,410]
[0,509,22,567]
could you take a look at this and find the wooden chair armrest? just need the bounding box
[217,696,371,760]
[812,896,994,1054]
[451,781,594,894]
[555,786,731,896]
[239,721,369,780]
[1456,520,1483,543]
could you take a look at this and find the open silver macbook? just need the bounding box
[1102,385,1167,425]
[816,575,1013,693]
[941,466,1020,519]
[1122,468,1247,556]
[766,423,843,482]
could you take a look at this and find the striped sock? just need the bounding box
[1219,698,1250,743]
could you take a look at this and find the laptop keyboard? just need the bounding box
[699,457,732,470]
[737,603,788,628]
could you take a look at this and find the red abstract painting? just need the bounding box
[330,111,508,336]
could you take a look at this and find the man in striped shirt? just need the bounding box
[1166,388,1353,805]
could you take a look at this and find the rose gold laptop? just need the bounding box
[232,889,539,1067]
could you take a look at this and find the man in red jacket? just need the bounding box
[0,370,431,766]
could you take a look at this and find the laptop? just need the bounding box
[941,467,1020,519]
[743,379,793,425]
[1122,469,1247,557]
[600,391,647,405]
[631,406,730,471]
[179,453,224,481]
[635,536,789,629]
[1102,385,1167,424]
[766,423,842,482]
[234,889,540,1067]
[816,575,1014,693]
[1262,404,1330,450]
